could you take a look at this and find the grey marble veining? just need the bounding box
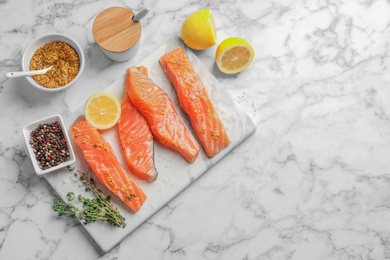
[2,0,390,259]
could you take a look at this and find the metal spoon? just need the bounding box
[6,66,52,79]
[132,8,149,22]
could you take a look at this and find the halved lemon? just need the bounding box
[215,37,255,74]
[84,92,121,130]
[181,9,217,50]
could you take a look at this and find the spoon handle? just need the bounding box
[132,8,149,22]
[6,67,51,78]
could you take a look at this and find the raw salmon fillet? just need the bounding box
[71,117,147,212]
[125,66,200,163]
[118,91,157,182]
[160,46,230,157]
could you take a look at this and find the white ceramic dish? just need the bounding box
[100,39,140,62]
[23,114,76,176]
[92,6,142,62]
[21,33,85,92]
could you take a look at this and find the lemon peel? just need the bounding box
[181,9,217,50]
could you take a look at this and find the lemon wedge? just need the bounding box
[181,9,217,50]
[215,37,255,74]
[84,92,121,130]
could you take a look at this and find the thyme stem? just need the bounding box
[52,166,126,228]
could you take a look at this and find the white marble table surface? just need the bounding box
[2,0,390,259]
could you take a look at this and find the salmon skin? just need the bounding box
[71,117,147,212]
[118,66,157,182]
[125,66,200,163]
[160,47,231,157]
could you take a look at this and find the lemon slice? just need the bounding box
[181,9,217,50]
[84,92,121,130]
[215,37,255,74]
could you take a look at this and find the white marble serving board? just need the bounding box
[44,37,257,252]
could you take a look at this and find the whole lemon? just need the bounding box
[180,9,217,50]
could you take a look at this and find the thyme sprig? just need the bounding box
[53,166,126,228]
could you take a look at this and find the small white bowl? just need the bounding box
[21,33,85,92]
[23,114,76,176]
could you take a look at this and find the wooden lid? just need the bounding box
[92,6,141,53]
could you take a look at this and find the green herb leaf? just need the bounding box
[52,166,126,228]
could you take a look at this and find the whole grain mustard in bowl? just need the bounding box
[21,33,85,92]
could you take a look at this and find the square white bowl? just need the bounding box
[23,114,76,176]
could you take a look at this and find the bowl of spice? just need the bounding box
[23,114,76,176]
[21,33,85,92]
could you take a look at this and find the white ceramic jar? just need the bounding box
[92,6,142,62]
